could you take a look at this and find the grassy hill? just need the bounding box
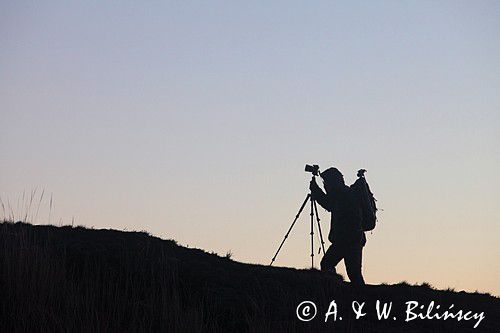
[1,221,498,332]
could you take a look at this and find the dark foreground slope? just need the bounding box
[0,222,498,332]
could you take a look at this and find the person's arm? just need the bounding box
[309,178,331,212]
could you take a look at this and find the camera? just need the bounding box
[305,164,320,176]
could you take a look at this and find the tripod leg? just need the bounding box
[313,199,326,255]
[310,195,314,268]
[270,194,310,266]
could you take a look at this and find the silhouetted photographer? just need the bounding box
[270,165,377,286]
[310,167,374,286]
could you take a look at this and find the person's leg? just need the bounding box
[344,244,365,286]
[320,243,345,272]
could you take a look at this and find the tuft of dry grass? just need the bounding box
[0,188,53,224]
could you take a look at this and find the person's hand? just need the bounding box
[309,178,318,192]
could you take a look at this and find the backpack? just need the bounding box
[350,169,378,231]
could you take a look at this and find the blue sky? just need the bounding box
[1,1,499,295]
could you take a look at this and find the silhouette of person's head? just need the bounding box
[321,167,345,193]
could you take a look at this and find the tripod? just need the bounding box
[269,177,327,269]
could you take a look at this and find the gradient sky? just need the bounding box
[1,1,499,295]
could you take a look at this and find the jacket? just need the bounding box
[311,182,365,246]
